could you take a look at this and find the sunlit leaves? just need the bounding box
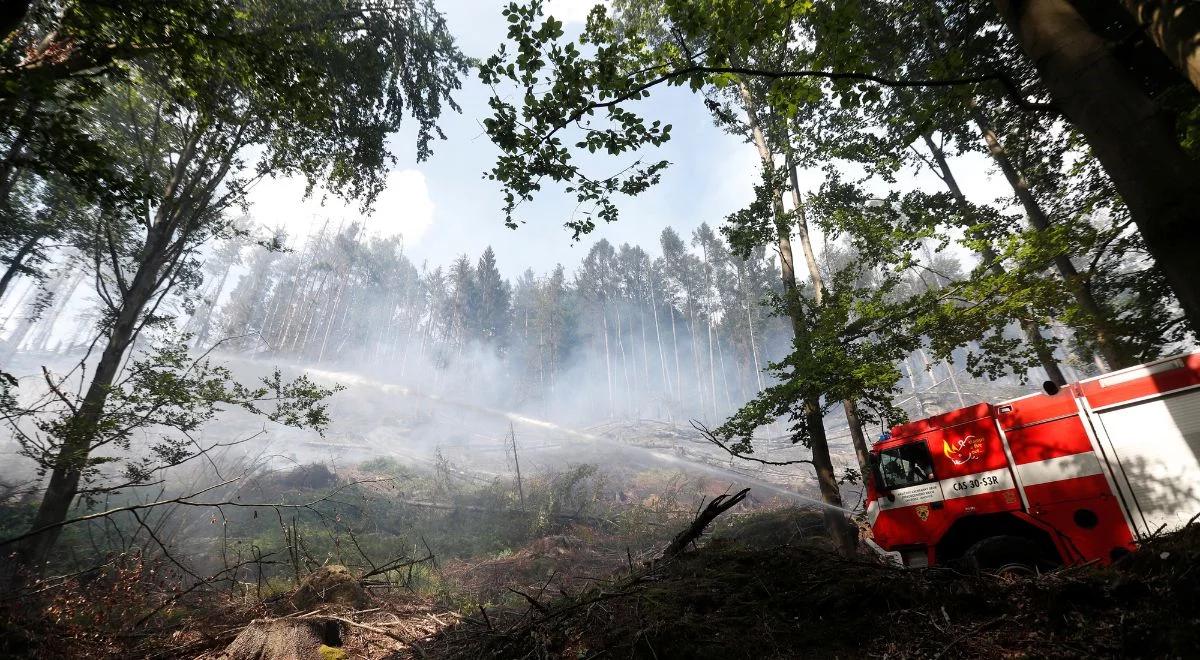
[481,0,676,237]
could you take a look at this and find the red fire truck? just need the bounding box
[865,351,1200,572]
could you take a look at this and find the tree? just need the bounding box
[1,0,468,313]
[477,0,1130,550]
[481,0,1200,340]
[9,0,467,570]
[577,240,620,416]
[475,247,513,349]
[994,0,1200,331]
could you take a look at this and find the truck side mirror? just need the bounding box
[1043,380,1061,395]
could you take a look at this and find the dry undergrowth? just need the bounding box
[421,523,1200,659]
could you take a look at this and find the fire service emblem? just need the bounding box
[943,434,985,465]
[915,504,931,521]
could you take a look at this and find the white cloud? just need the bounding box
[246,169,435,246]
[544,0,606,23]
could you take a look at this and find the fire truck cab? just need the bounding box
[865,352,1200,571]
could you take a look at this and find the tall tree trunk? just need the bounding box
[648,268,673,399]
[13,117,215,571]
[602,307,614,417]
[739,80,854,553]
[969,103,1133,369]
[0,99,37,205]
[1,286,45,365]
[1121,0,1200,92]
[714,331,733,411]
[698,240,720,419]
[738,263,765,393]
[32,267,84,352]
[639,308,651,401]
[17,224,174,570]
[995,0,1200,333]
[904,357,929,416]
[614,305,631,415]
[922,133,1067,385]
[943,358,967,408]
[193,261,233,350]
[0,277,33,329]
[842,400,871,483]
[784,146,874,486]
[669,302,682,408]
[0,233,40,302]
[683,280,706,420]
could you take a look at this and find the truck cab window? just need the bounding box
[878,442,936,490]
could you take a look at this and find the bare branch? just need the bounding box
[691,420,814,467]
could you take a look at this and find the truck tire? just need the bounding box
[963,535,1048,577]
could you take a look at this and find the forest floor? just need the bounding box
[420,519,1200,659]
[3,455,1200,659]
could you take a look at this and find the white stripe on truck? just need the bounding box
[1014,451,1104,486]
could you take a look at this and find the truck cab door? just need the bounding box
[868,439,948,563]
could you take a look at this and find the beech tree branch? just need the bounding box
[692,420,814,466]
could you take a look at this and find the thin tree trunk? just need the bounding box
[714,330,733,411]
[1,287,47,364]
[842,400,871,483]
[193,260,233,350]
[784,145,874,486]
[648,268,673,399]
[18,222,176,569]
[904,357,928,417]
[698,240,720,419]
[943,359,967,408]
[615,305,631,415]
[684,287,706,420]
[639,308,650,394]
[739,79,854,553]
[969,102,1131,369]
[602,307,614,417]
[669,302,682,407]
[738,263,765,393]
[922,133,1067,385]
[0,99,38,205]
[32,268,84,352]
[0,233,40,302]
[995,0,1200,333]
[0,277,34,329]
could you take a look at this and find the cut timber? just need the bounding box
[221,618,342,660]
[222,565,369,660]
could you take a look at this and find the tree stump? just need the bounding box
[292,565,368,611]
[221,618,341,660]
[222,565,368,659]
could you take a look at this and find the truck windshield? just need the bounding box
[878,442,936,490]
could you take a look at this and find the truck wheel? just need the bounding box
[963,535,1047,577]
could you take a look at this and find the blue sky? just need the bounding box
[247,0,760,278]
[247,0,1004,279]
